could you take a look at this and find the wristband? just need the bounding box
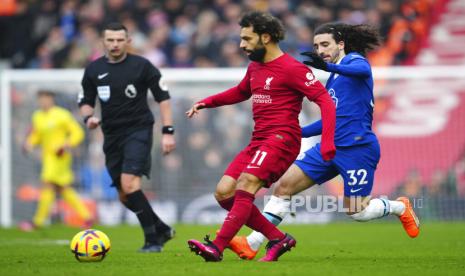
[83,115,92,124]
[162,126,175,135]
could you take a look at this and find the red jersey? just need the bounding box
[201,53,328,146]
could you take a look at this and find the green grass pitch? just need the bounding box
[0,222,464,275]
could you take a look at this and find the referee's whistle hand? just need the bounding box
[86,117,101,129]
[186,103,205,118]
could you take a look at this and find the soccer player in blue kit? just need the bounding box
[228,23,421,260]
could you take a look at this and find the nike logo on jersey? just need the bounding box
[246,165,260,169]
[350,187,363,193]
[98,73,109,79]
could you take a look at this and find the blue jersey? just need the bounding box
[302,52,378,147]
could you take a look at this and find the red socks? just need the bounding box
[246,201,285,242]
[214,191,285,252]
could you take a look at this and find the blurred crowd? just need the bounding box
[0,0,436,69]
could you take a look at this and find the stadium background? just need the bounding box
[1,0,464,228]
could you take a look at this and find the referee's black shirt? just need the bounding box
[79,54,170,135]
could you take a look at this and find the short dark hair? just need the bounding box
[239,11,285,42]
[37,90,55,98]
[315,23,381,56]
[102,22,128,35]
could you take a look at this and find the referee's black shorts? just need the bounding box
[103,127,153,187]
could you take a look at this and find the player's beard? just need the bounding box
[248,39,267,62]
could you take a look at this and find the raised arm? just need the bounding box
[326,58,371,78]
[301,52,371,78]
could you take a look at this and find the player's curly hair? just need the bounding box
[315,23,381,56]
[239,11,285,42]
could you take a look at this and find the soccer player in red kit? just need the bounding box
[186,11,336,262]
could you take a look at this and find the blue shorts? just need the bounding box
[294,141,380,197]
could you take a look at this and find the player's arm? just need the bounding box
[56,111,85,157]
[158,100,176,155]
[144,61,176,155]
[64,113,85,148]
[312,93,336,161]
[78,68,100,129]
[186,70,252,118]
[301,120,322,138]
[24,116,40,154]
[301,52,371,78]
[291,66,336,161]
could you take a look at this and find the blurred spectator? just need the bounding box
[0,0,436,68]
[395,169,425,198]
[454,156,465,197]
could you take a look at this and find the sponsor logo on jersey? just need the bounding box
[97,86,111,102]
[125,84,137,98]
[252,94,272,104]
[305,72,317,86]
[264,77,274,90]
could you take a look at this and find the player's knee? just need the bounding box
[118,191,127,203]
[273,178,293,196]
[214,177,236,201]
[214,190,234,202]
[236,173,262,194]
[120,174,140,194]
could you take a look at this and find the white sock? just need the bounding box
[246,195,290,251]
[350,198,390,222]
[389,199,406,216]
[350,198,406,221]
[246,231,266,251]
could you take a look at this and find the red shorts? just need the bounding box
[224,134,300,187]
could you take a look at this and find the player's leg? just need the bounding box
[121,128,173,252]
[214,154,289,244]
[189,172,293,262]
[232,145,338,259]
[120,173,163,252]
[214,175,237,209]
[54,157,92,227]
[236,164,316,259]
[189,140,300,262]
[22,158,58,230]
[337,142,420,238]
[214,173,285,248]
[59,185,92,226]
[31,181,56,228]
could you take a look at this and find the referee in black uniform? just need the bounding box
[79,22,175,253]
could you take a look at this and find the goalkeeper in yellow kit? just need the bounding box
[20,90,92,231]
